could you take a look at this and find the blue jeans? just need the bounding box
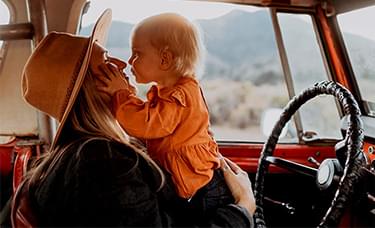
[158,169,234,226]
[189,169,234,215]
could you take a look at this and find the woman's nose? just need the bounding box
[109,57,127,70]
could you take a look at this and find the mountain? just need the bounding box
[199,10,276,65]
[81,10,375,85]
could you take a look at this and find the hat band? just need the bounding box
[59,41,90,120]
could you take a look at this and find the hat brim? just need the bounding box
[50,9,112,149]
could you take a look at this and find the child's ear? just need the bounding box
[159,48,173,70]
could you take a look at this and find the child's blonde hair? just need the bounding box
[131,13,205,77]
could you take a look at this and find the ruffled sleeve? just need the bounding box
[170,89,186,107]
[147,86,186,107]
[112,85,186,139]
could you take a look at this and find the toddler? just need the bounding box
[98,13,233,217]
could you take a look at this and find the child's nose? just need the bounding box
[128,56,134,66]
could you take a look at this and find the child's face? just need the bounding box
[128,32,163,84]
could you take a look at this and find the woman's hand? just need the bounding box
[219,156,256,215]
[96,62,136,97]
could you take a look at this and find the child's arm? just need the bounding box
[97,63,184,140]
[112,88,184,140]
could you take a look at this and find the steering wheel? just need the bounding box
[254,81,366,227]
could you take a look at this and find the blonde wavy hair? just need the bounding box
[26,70,164,190]
[131,13,206,78]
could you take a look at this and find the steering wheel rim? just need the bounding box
[254,80,365,228]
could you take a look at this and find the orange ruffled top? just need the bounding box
[111,76,220,199]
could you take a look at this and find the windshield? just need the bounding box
[82,0,296,143]
[81,0,348,143]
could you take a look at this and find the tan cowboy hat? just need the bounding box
[22,9,112,149]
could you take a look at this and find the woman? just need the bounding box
[12,9,255,227]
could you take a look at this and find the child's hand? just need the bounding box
[96,62,136,97]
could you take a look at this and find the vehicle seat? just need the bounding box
[11,180,38,228]
[11,142,41,228]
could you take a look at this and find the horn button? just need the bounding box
[317,159,343,190]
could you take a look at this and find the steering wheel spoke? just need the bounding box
[264,156,317,177]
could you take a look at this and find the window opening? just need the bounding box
[278,13,342,140]
[82,0,293,142]
[0,0,11,66]
[338,6,375,116]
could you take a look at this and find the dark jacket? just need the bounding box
[29,136,253,227]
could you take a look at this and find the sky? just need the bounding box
[0,0,9,23]
[1,0,375,41]
[0,0,8,46]
[337,5,375,42]
[81,0,256,25]
[83,0,375,42]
